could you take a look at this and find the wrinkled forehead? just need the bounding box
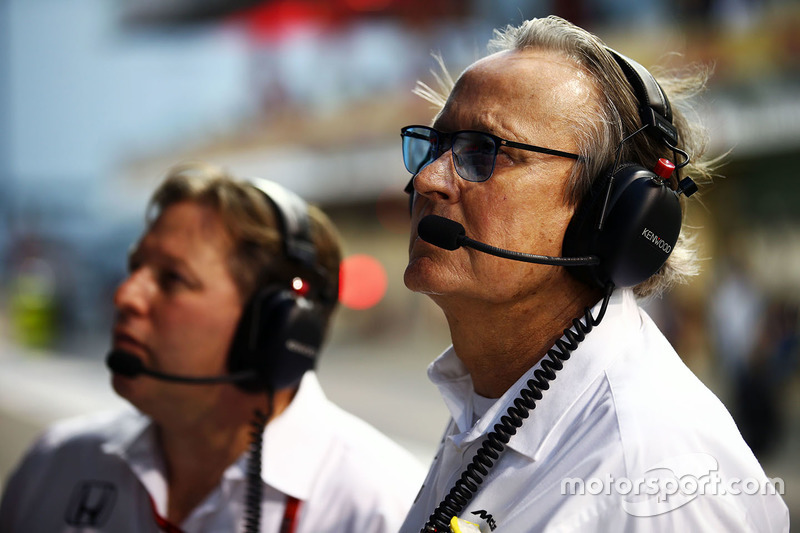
[484,49,589,99]
[438,49,596,144]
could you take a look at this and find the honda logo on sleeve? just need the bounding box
[65,480,117,527]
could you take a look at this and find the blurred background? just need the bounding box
[1,0,798,522]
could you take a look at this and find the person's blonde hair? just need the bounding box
[146,161,341,313]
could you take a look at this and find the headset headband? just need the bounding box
[606,48,678,146]
[249,178,317,272]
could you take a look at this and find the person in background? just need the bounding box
[398,16,789,532]
[0,162,425,532]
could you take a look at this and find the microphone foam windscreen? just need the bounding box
[106,350,145,377]
[418,215,465,251]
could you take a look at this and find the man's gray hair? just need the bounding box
[414,16,717,298]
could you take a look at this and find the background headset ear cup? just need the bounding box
[228,286,325,392]
[226,179,330,392]
[563,164,682,288]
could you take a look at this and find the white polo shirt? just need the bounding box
[0,372,425,532]
[400,289,789,533]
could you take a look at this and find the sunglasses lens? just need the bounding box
[453,132,497,182]
[402,127,438,175]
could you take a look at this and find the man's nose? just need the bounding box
[411,149,461,206]
[113,269,153,317]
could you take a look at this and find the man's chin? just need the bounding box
[110,373,143,401]
[403,258,432,293]
[403,259,453,297]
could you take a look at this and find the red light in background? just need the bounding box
[339,254,388,310]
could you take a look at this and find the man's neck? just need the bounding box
[156,386,296,524]
[437,283,601,398]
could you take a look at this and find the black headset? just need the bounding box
[562,48,697,289]
[226,178,331,392]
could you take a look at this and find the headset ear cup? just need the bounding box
[261,291,324,390]
[564,164,682,288]
[227,291,263,388]
[563,169,614,287]
[600,167,682,287]
[228,287,324,391]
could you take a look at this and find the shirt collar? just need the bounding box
[429,288,640,460]
[101,408,153,458]
[102,372,334,503]
[427,349,474,434]
[101,409,169,511]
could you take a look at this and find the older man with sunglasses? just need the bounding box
[398,16,789,533]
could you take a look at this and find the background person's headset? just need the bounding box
[562,48,698,290]
[227,178,334,393]
[229,179,338,533]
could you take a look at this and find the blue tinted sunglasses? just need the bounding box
[401,125,580,183]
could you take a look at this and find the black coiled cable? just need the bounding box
[244,394,273,533]
[422,287,614,533]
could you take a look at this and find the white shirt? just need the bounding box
[0,372,426,532]
[400,289,790,533]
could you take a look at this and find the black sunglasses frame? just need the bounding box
[401,125,581,183]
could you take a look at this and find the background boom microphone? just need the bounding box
[417,215,599,266]
[106,350,258,384]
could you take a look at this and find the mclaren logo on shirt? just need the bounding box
[65,480,117,527]
[471,509,497,531]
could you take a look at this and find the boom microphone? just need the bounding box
[418,215,599,266]
[106,350,258,384]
